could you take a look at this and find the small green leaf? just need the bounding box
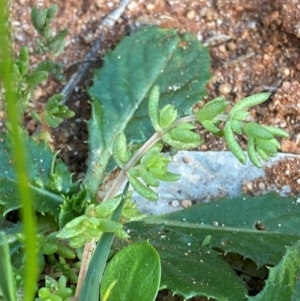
[243,122,274,139]
[31,7,48,35]
[139,165,160,187]
[159,104,177,129]
[18,47,29,76]
[26,70,48,89]
[256,138,278,156]
[149,169,180,182]
[256,146,270,161]
[34,60,54,73]
[56,244,76,259]
[56,216,88,239]
[230,93,271,116]
[93,197,122,218]
[12,63,22,81]
[224,121,246,164]
[112,132,130,166]
[48,29,68,56]
[196,97,228,122]
[231,119,243,135]
[170,124,202,144]
[95,218,124,234]
[262,125,290,138]
[163,132,202,149]
[231,110,250,121]
[141,147,163,169]
[269,138,281,150]
[148,85,161,132]
[201,234,212,247]
[101,241,161,301]
[201,120,222,134]
[127,171,158,201]
[247,137,262,168]
[46,4,58,21]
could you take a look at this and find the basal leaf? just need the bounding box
[113,192,300,300]
[100,241,161,301]
[84,27,211,195]
[0,133,76,217]
[148,192,300,267]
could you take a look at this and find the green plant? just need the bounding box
[0,3,299,301]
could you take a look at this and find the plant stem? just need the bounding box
[216,113,229,122]
[103,114,197,202]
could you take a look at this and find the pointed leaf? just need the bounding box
[243,122,274,139]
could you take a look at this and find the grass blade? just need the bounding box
[78,182,129,301]
[0,1,38,300]
[0,231,17,301]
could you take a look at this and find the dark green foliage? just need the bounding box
[113,193,300,300]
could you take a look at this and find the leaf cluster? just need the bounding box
[0,5,73,137]
[31,5,68,57]
[35,276,74,301]
[196,93,289,167]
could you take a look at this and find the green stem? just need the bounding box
[0,1,38,300]
[103,114,197,202]
[215,113,229,122]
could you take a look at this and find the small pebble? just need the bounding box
[213,221,219,227]
[227,41,237,51]
[218,44,226,53]
[171,200,180,207]
[181,199,192,208]
[219,83,231,95]
[183,156,190,163]
[146,3,155,10]
[258,182,266,190]
[278,67,290,78]
[127,2,137,10]
[246,182,253,190]
[187,10,196,20]
[200,7,215,20]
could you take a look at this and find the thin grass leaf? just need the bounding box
[0,3,38,301]
[78,182,130,301]
[0,232,17,301]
